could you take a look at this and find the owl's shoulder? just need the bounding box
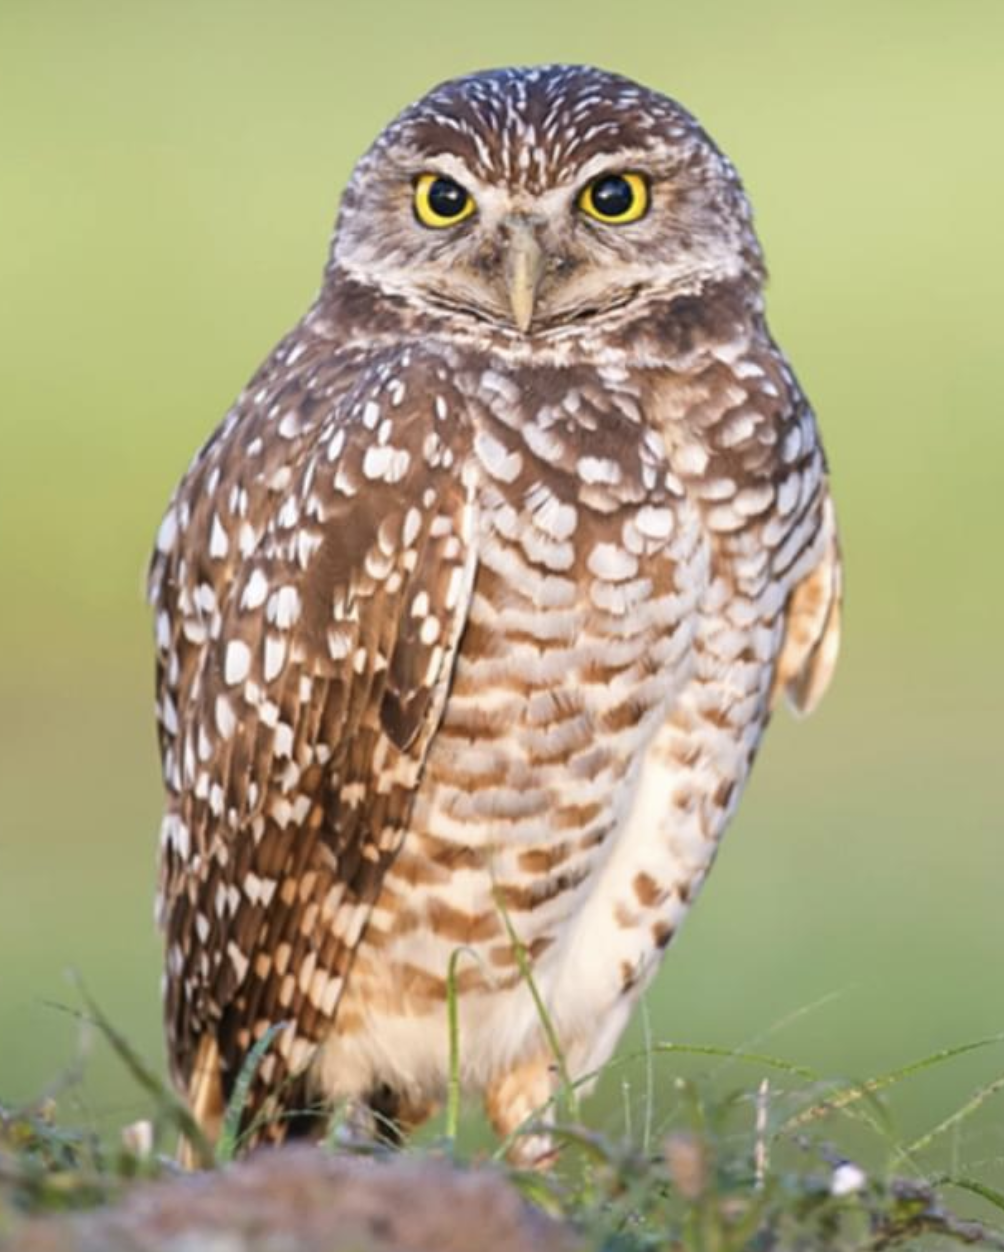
[151,326,478,580]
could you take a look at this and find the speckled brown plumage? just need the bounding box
[149,64,841,1163]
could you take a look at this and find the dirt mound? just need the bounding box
[4,1145,579,1252]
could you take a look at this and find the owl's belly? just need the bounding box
[315,688,686,1105]
[311,464,762,1105]
[313,570,776,1112]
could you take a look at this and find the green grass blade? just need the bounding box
[494,888,578,1120]
[443,945,487,1150]
[641,997,654,1158]
[718,988,851,1077]
[620,1078,633,1143]
[650,1042,820,1081]
[215,1020,288,1164]
[940,1176,1004,1216]
[781,1034,1004,1133]
[445,948,463,1149]
[905,1072,1004,1158]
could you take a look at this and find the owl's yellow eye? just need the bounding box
[413,173,477,228]
[578,172,649,225]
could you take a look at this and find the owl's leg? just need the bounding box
[178,1034,225,1168]
[485,1054,558,1167]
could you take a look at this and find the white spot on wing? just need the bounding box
[241,569,269,610]
[224,640,251,685]
[264,635,287,682]
[363,444,411,483]
[215,694,236,739]
[209,513,229,559]
[156,509,178,554]
[268,585,302,629]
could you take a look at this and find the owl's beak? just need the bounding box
[503,219,545,333]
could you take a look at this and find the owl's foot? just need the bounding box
[326,1084,437,1150]
[485,1055,558,1168]
[367,1082,438,1145]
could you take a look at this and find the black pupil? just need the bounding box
[428,178,469,218]
[591,175,634,217]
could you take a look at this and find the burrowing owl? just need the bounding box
[150,65,841,1161]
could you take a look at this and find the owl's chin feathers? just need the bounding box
[409,280,648,336]
[324,261,752,353]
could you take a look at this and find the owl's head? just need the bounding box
[328,66,763,341]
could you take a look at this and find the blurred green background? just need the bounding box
[1,0,1001,1159]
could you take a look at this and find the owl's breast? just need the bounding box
[317,353,802,1102]
[349,364,712,1010]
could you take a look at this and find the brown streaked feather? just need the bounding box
[151,342,479,1142]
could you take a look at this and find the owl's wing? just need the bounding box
[671,325,842,721]
[691,327,843,720]
[150,347,477,1140]
[772,485,842,715]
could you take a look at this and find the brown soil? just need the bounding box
[4,1145,581,1252]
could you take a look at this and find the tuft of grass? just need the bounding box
[50,976,213,1169]
[0,1096,165,1219]
[4,986,1004,1250]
